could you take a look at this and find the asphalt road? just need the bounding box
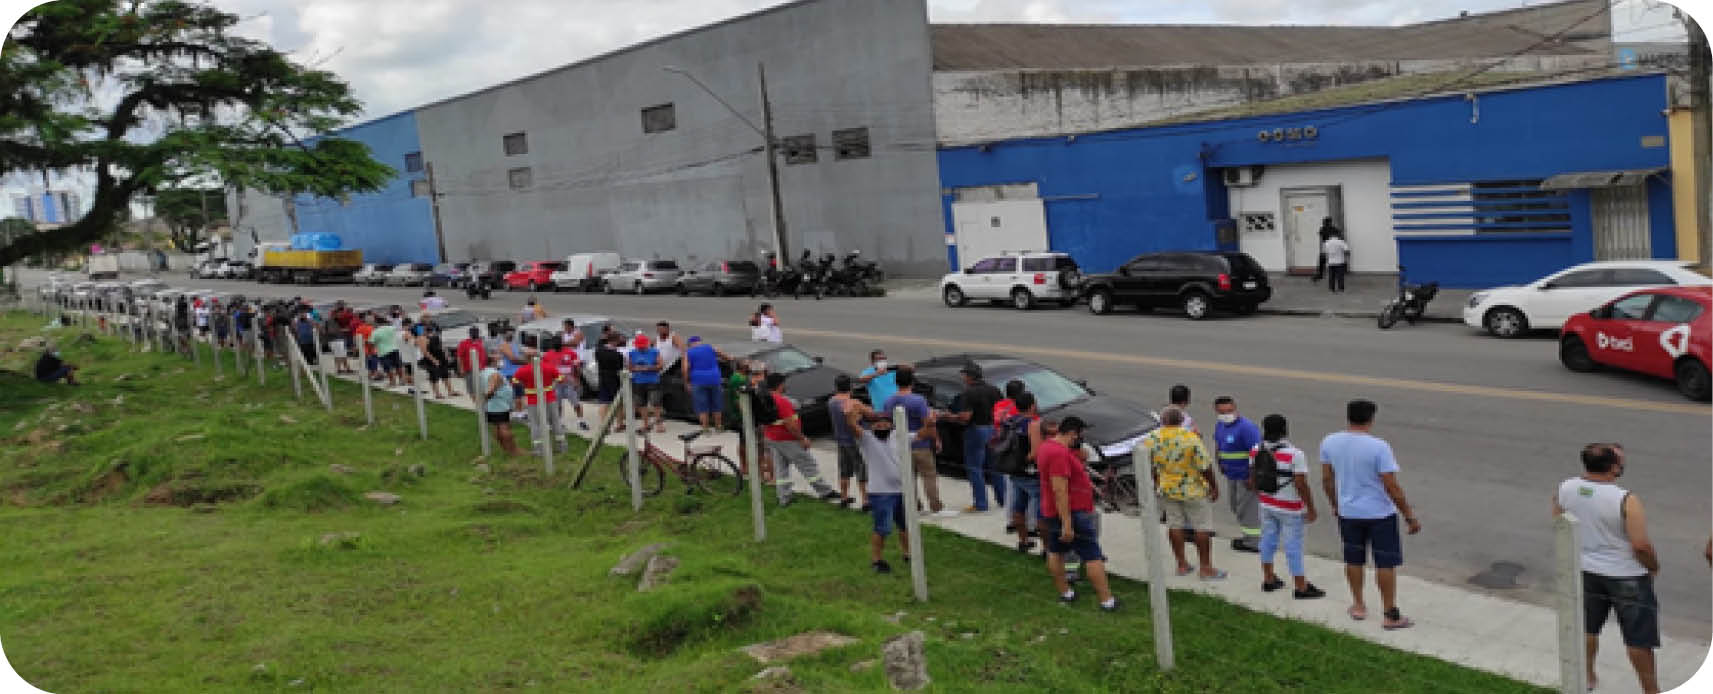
[21,270,1713,640]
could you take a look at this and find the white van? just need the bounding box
[551,252,622,292]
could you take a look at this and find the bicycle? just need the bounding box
[1088,454,1141,517]
[621,429,746,496]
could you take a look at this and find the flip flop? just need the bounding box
[1198,569,1228,581]
[1348,606,1368,621]
[1174,567,1194,577]
[1381,609,1414,630]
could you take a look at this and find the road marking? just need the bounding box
[629,315,1712,417]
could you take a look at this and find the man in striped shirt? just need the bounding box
[1249,414,1324,599]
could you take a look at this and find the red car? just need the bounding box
[503,261,565,292]
[1560,285,1711,401]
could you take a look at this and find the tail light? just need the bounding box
[1217,273,1232,291]
[722,262,730,272]
[643,273,655,279]
[1032,273,1046,285]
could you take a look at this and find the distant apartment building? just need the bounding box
[11,190,82,224]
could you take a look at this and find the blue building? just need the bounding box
[281,111,439,265]
[936,73,1677,288]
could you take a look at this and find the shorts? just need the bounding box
[380,351,403,372]
[1042,510,1105,562]
[511,383,526,399]
[1582,572,1659,648]
[1160,497,1215,530]
[869,493,906,537]
[837,443,866,481]
[37,366,71,383]
[633,382,661,407]
[691,382,723,415]
[328,339,347,355]
[597,380,619,404]
[485,410,511,424]
[198,325,210,335]
[1338,514,1403,569]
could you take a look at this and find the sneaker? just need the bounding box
[932,509,960,518]
[1016,540,1037,553]
[1058,590,1078,604]
[1099,598,1121,612]
[859,502,872,512]
[578,422,590,431]
[872,560,893,574]
[1231,537,1260,553]
[1294,584,1326,600]
[961,505,987,514]
[1004,522,1017,533]
[1262,578,1286,592]
[819,490,840,501]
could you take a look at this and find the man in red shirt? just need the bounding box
[455,327,487,378]
[761,372,837,507]
[510,344,565,455]
[1038,416,1118,611]
[549,338,588,431]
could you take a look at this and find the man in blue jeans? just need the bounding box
[954,364,1005,513]
[681,336,726,434]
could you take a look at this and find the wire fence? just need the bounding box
[13,289,1636,694]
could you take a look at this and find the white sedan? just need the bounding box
[1463,260,1711,338]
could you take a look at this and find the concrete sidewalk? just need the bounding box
[1260,272,1473,323]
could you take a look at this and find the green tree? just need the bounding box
[152,187,226,252]
[0,0,394,266]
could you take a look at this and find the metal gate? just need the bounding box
[1592,185,1651,260]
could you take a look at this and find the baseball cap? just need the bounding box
[687,335,702,345]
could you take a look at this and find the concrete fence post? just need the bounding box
[1555,512,1588,694]
[467,349,490,457]
[212,323,224,379]
[411,352,429,441]
[893,405,928,602]
[740,393,766,543]
[531,354,553,472]
[622,370,641,511]
[285,326,303,401]
[251,317,265,386]
[1134,446,1175,671]
[311,324,332,411]
[358,342,374,425]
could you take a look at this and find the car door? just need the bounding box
[962,258,999,299]
[1633,294,1703,378]
[1531,269,1615,327]
[1129,255,1174,306]
[1589,292,1658,371]
[991,256,1020,298]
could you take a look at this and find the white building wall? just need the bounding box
[1226,158,1396,273]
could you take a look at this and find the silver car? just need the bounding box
[385,262,435,286]
[353,263,395,286]
[603,259,682,295]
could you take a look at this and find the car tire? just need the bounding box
[1483,307,1528,338]
[712,282,725,297]
[634,282,644,296]
[942,285,967,307]
[1087,289,1114,315]
[603,281,614,295]
[1559,336,1599,373]
[676,283,688,297]
[1011,287,1035,310]
[1181,291,1212,320]
[1675,358,1711,401]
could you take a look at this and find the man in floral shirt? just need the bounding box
[1141,406,1225,580]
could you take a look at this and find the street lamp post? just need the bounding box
[662,64,788,261]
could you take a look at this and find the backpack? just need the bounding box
[748,386,780,426]
[990,414,1035,477]
[1252,442,1290,494]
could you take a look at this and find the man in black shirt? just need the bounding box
[34,348,77,385]
[954,363,1005,512]
[594,333,627,433]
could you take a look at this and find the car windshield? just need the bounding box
[726,261,759,273]
[431,310,479,328]
[757,347,818,374]
[1005,366,1090,410]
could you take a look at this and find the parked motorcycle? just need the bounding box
[793,253,834,300]
[465,280,491,301]
[1377,266,1438,329]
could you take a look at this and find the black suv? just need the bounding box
[467,260,517,290]
[1080,251,1271,320]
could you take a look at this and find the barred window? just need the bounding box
[502,133,528,156]
[403,152,423,173]
[782,134,817,165]
[507,167,533,191]
[641,104,676,134]
[833,127,871,160]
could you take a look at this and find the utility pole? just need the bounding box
[426,163,450,263]
[1686,12,1711,273]
[758,63,789,261]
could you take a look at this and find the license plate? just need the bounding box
[1242,281,1257,289]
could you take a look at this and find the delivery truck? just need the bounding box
[252,241,363,284]
[86,254,120,280]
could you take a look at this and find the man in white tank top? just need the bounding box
[1552,443,1660,694]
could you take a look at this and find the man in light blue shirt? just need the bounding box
[1319,399,1420,631]
[857,349,896,407]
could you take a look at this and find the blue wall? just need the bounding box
[291,111,438,265]
[937,74,1674,285]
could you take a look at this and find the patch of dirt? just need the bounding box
[142,480,264,507]
[84,465,130,503]
[740,631,859,664]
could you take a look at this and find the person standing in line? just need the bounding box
[881,368,953,517]
[1249,414,1324,599]
[511,342,565,454]
[1213,396,1263,552]
[210,299,230,348]
[1320,399,1420,629]
[1038,416,1119,611]
[1003,391,1043,554]
[292,307,318,366]
[845,386,909,573]
[354,312,378,381]
[456,327,487,381]
[759,372,838,507]
[560,319,584,358]
[857,350,898,409]
[594,332,627,433]
[1166,384,1198,434]
[331,301,357,375]
[548,336,588,431]
[194,300,210,341]
[1143,406,1225,580]
[418,324,460,399]
[368,315,404,388]
[953,364,1006,513]
[1323,232,1351,294]
[628,334,665,433]
[477,352,522,457]
[730,361,773,484]
[1553,443,1661,694]
[828,374,868,511]
[682,336,725,435]
[654,321,685,375]
[1312,217,1340,284]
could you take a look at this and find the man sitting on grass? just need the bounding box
[34,347,78,385]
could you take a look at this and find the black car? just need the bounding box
[656,342,851,434]
[467,260,518,290]
[428,262,472,288]
[909,354,1159,480]
[1080,250,1271,319]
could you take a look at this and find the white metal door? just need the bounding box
[951,198,1048,272]
[1592,185,1650,260]
[1282,191,1330,271]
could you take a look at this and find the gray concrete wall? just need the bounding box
[413,0,945,276]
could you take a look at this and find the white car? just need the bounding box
[1462,260,1712,338]
[939,251,1082,310]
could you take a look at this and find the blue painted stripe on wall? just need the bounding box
[1393,210,1572,220]
[1389,199,1570,210]
[1389,189,1474,198]
[1392,221,1575,230]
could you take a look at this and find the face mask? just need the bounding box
[1217,413,1237,424]
[50,350,61,358]
[874,360,888,371]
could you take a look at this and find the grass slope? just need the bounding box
[0,311,1542,693]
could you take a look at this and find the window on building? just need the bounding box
[502,133,528,156]
[833,127,871,160]
[641,104,676,134]
[404,152,423,173]
[1241,212,1276,233]
[410,180,431,198]
[508,167,533,191]
[782,134,817,165]
[1471,180,1570,231]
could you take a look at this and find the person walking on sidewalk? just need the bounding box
[881,368,953,517]
[1323,233,1351,294]
[1250,414,1324,599]
[828,374,868,510]
[1143,406,1225,580]
[1039,416,1119,611]
[1553,443,1662,694]
[1320,399,1420,629]
[1213,396,1263,552]
[760,372,838,507]
[953,363,1006,513]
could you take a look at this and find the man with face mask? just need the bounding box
[1038,416,1118,611]
[856,349,896,408]
[1553,443,1660,694]
[1213,396,1263,552]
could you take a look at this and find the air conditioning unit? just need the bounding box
[1223,166,1259,187]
